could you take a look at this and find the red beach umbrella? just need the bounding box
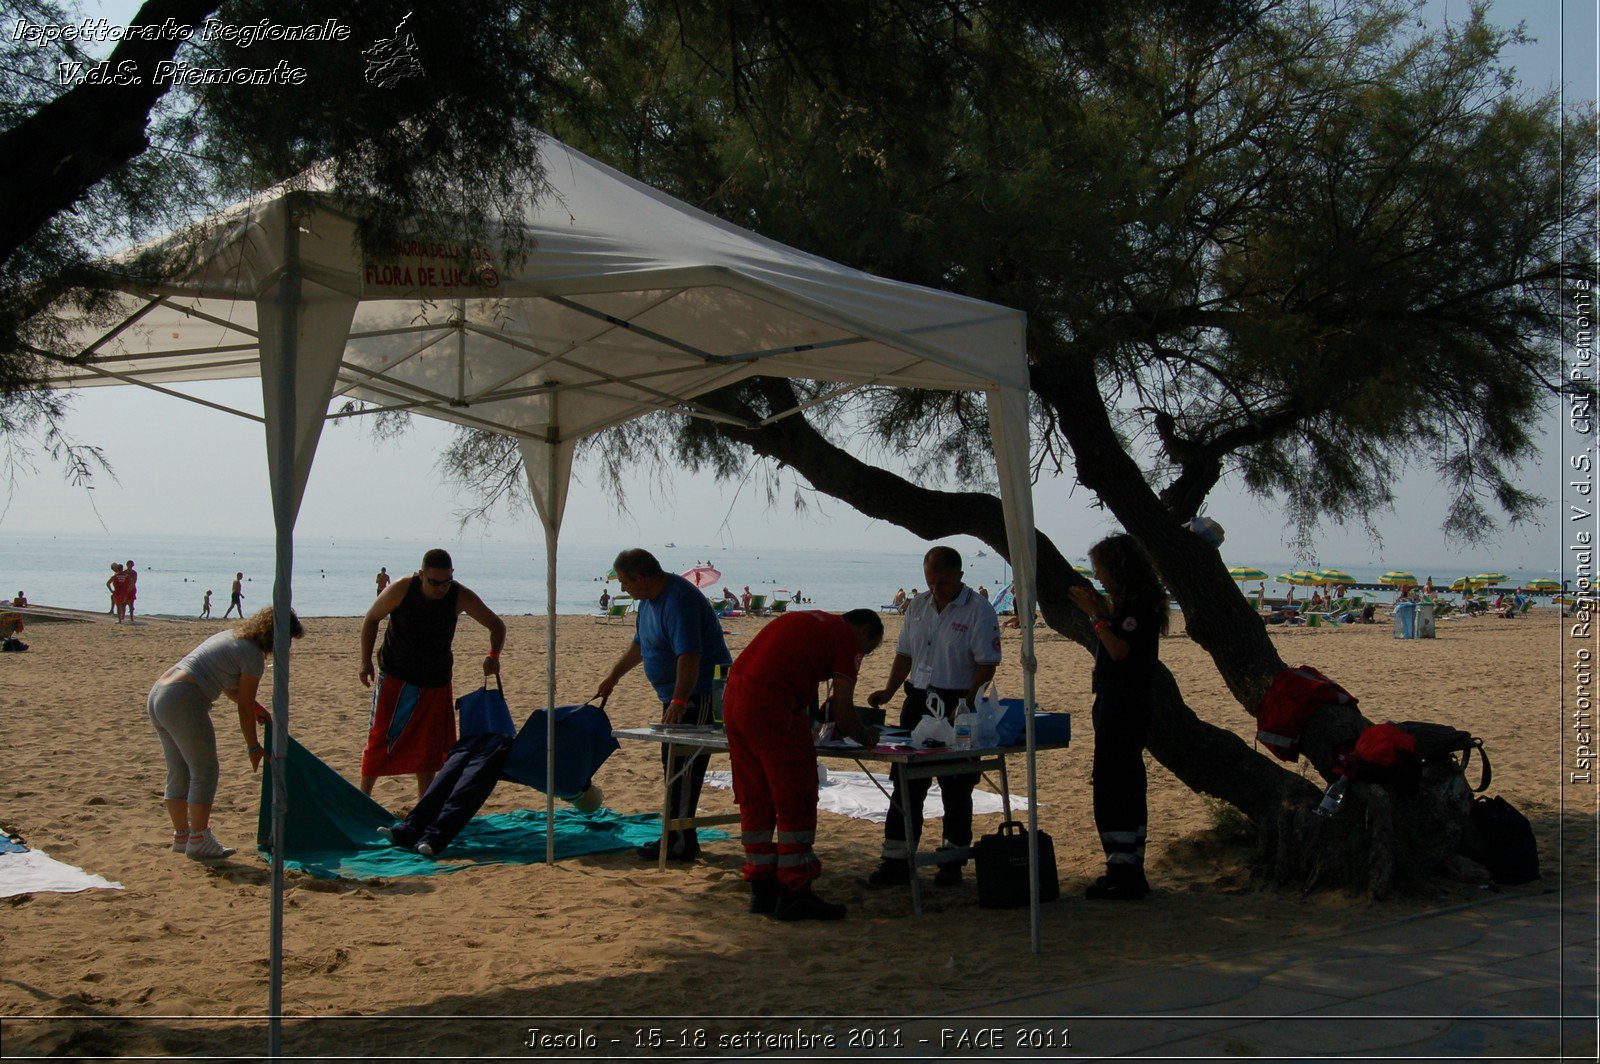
[681,564,722,589]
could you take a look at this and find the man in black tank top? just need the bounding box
[358,549,507,798]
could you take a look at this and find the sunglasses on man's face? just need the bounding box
[423,575,454,588]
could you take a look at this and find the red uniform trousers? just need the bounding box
[722,676,821,891]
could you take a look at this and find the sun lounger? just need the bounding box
[595,599,632,624]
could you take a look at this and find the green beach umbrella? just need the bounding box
[1448,576,1481,592]
[1228,566,1269,582]
[1278,571,1318,586]
[1524,578,1561,593]
[1473,572,1508,585]
[1378,571,1418,586]
[1315,569,1356,586]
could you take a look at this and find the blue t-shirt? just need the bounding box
[633,574,733,702]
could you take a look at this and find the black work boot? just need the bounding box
[865,858,910,888]
[749,878,781,915]
[1085,865,1150,900]
[774,887,847,921]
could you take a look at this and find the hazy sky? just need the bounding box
[4,1,1594,572]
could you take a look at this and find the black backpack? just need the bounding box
[1470,796,1540,884]
[1394,721,1490,792]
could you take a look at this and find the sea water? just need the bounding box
[0,529,1561,618]
[0,531,999,618]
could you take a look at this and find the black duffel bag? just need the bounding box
[973,820,1059,909]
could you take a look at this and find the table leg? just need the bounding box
[998,755,1013,821]
[660,741,674,872]
[898,764,923,916]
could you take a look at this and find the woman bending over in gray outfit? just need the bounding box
[148,607,303,860]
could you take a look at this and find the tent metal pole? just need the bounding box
[267,202,302,1060]
[1022,588,1040,954]
[545,432,559,865]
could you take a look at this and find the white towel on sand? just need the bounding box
[703,769,1033,824]
[0,847,123,898]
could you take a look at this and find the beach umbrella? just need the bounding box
[1524,578,1561,594]
[1448,576,1482,592]
[1378,571,1418,586]
[603,566,617,581]
[1314,568,1356,586]
[1073,564,1096,581]
[680,564,721,589]
[1473,572,1508,585]
[1228,566,1269,582]
[1278,571,1318,586]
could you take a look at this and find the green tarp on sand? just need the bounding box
[256,733,720,880]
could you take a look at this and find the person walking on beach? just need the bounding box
[1068,533,1168,900]
[148,606,302,860]
[865,546,1000,888]
[223,572,244,619]
[359,548,506,799]
[375,567,390,595]
[123,560,138,622]
[107,562,134,624]
[725,608,883,920]
[199,590,212,619]
[596,548,732,862]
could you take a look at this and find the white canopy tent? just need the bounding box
[44,133,1042,1048]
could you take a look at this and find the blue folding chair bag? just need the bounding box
[501,698,620,798]
[457,678,516,738]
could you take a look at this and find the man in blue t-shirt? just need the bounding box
[597,548,732,862]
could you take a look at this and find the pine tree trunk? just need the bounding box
[704,379,1481,893]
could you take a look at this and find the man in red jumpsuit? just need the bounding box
[724,608,884,921]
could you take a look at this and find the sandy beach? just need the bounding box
[0,606,1580,1057]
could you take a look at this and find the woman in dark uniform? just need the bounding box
[1068,533,1169,900]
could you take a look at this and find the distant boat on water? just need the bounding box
[665,542,677,548]
[975,550,988,558]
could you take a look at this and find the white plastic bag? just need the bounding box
[911,689,956,747]
[974,682,1002,749]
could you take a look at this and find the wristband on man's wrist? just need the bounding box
[486,648,500,658]
[668,697,687,707]
[1092,618,1111,631]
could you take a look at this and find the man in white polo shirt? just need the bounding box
[865,545,1001,887]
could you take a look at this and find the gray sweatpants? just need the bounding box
[148,681,220,806]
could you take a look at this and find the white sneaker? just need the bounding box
[416,841,435,857]
[185,829,236,861]
[171,831,194,853]
[376,826,395,842]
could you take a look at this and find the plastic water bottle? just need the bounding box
[1313,778,1348,818]
[952,698,973,751]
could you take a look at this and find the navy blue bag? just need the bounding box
[501,697,620,799]
[457,677,516,738]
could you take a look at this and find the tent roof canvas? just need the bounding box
[48,134,1028,450]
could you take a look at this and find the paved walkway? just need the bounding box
[894,886,1596,1060]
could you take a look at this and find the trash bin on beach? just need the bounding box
[1416,602,1437,639]
[1393,600,1417,639]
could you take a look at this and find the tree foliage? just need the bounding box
[545,0,1592,548]
[1,0,608,467]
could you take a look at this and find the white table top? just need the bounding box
[613,724,1069,764]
